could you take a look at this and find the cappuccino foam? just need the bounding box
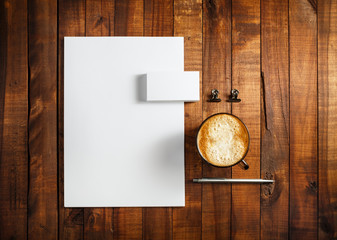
[197,114,249,167]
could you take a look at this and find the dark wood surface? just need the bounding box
[0,0,28,239]
[318,1,337,240]
[202,0,231,239]
[261,0,289,239]
[290,0,318,238]
[1,0,336,239]
[28,0,58,239]
[173,1,203,239]
[58,0,85,239]
[231,0,261,239]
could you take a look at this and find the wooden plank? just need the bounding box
[86,0,103,36]
[143,208,172,240]
[114,0,143,36]
[201,0,231,239]
[61,209,84,240]
[260,0,289,239]
[113,1,143,239]
[113,208,142,240]
[102,0,115,36]
[84,209,113,240]
[289,0,318,238]
[173,0,203,239]
[86,0,114,36]
[28,0,58,238]
[58,0,86,239]
[318,0,337,239]
[231,0,261,239]
[84,1,114,239]
[144,0,173,36]
[143,1,173,239]
[0,0,28,239]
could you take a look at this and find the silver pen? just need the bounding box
[193,178,274,183]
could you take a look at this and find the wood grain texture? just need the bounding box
[84,1,114,239]
[2,0,337,239]
[143,208,172,240]
[289,0,318,239]
[260,0,289,239]
[144,0,173,36]
[28,0,58,238]
[173,0,203,239]
[113,208,142,240]
[201,0,231,239]
[231,0,261,239]
[86,0,114,36]
[0,0,28,239]
[115,0,143,36]
[84,209,113,240]
[58,0,85,239]
[318,0,337,239]
[143,1,173,239]
[113,1,143,239]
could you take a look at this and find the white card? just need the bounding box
[64,37,185,207]
[146,71,200,102]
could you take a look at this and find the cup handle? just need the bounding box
[241,159,249,170]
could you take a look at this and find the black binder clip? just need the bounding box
[208,89,221,102]
[227,89,241,102]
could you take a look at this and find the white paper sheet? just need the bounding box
[64,37,185,207]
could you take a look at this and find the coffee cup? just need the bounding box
[196,113,250,169]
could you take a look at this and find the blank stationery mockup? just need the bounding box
[64,37,185,207]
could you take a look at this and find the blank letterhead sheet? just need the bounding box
[64,37,185,207]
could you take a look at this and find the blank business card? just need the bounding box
[146,71,200,102]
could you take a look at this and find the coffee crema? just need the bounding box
[197,113,249,167]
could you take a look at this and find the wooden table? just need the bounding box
[1,0,336,239]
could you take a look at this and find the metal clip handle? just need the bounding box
[208,89,221,102]
[227,89,241,102]
[241,159,249,170]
